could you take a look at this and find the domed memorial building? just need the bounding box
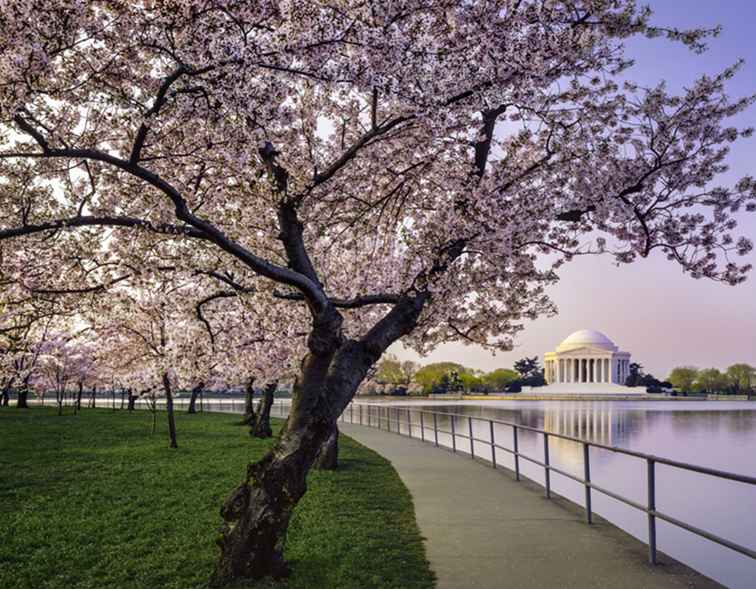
[541,330,641,395]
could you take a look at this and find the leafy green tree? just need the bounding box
[726,363,756,394]
[415,362,467,393]
[482,368,519,392]
[668,366,699,393]
[695,368,728,394]
[374,354,403,386]
[374,355,420,393]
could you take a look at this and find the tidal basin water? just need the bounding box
[377,400,756,588]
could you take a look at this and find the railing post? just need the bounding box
[544,433,551,498]
[490,421,496,468]
[387,407,391,432]
[420,412,425,442]
[408,409,412,438]
[583,443,592,524]
[468,416,474,458]
[433,413,439,447]
[450,415,456,453]
[513,426,520,481]
[647,459,657,564]
[359,404,363,425]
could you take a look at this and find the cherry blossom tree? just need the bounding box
[1,1,755,583]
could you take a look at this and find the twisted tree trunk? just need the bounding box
[90,386,97,408]
[212,297,423,586]
[162,373,178,449]
[187,382,204,414]
[16,388,29,408]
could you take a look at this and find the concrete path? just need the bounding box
[340,423,720,589]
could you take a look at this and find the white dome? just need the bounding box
[556,329,618,353]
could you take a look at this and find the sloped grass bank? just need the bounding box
[0,408,434,589]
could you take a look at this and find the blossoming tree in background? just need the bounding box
[1,1,755,583]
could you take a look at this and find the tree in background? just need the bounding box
[514,357,546,388]
[482,369,520,393]
[374,354,419,394]
[726,364,756,395]
[695,368,729,394]
[668,367,700,393]
[626,362,644,387]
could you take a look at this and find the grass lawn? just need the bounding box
[0,408,434,589]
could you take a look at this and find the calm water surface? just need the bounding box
[377,400,756,588]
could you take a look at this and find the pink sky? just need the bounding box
[394,1,756,379]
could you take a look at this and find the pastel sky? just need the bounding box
[393,1,756,378]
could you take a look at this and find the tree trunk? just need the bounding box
[251,382,276,438]
[187,382,204,414]
[120,389,126,409]
[91,387,97,408]
[75,382,83,413]
[57,389,63,416]
[16,389,29,409]
[163,373,178,449]
[1,381,10,407]
[212,297,424,586]
[127,390,137,411]
[241,376,256,426]
[313,427,339,470]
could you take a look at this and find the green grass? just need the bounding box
[0,408,434,589]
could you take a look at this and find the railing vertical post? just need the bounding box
[433,413,439,447]
[408,409,412,438]
[359,404,363,425]
[387,407,391,432]
[350,403,354,423]
[450,415,456,453]
[513,426,520,481]
[647,459,657,564]
[490,421,496,468]
[583,443,592,524]
[420,412,425,442]
[468,417,474,458]
[544,433,551,498]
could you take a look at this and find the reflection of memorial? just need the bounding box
[543,403,628,446]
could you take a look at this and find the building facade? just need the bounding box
[542,329,634,392]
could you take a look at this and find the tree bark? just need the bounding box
[313,427,339,470]
[241,377,256,426]
[187,382,204,414]
[163,373,178,449]
[127,389,137,411]
[251,382,276,438]
[90,387,97,408]
[16,389,29,409]
[75,381,84,413]
[1,380,10,407]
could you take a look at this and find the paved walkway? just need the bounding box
[340,423,720,589]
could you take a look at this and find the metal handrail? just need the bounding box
[339,402,756,564]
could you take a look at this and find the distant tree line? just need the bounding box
[370,354,545,395]
[666,364,755,396]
